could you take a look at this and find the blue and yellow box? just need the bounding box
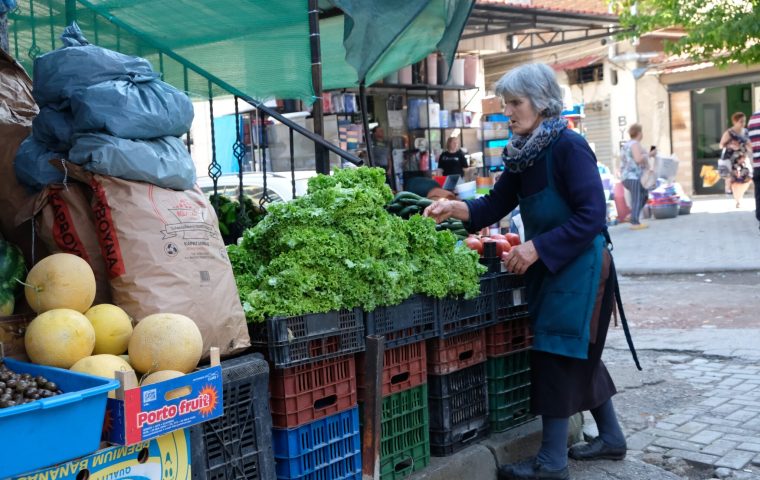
[12,429,192,480]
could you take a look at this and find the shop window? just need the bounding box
[568,64,604,85]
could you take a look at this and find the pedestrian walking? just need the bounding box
[747,110,760,230]
[423,63,639,480]
[719,112,751,197]
[620,124,656,230]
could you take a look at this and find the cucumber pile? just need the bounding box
[386,191,469,240]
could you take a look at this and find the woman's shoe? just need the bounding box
[629,223,649,230]
[568,437,627,461]
[497,458,569,480]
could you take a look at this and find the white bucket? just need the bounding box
[448,58,465,86]
[426,53,438,85]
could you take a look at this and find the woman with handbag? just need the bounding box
[620,124,656,230]
[719,112,750,199]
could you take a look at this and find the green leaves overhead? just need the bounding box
[229,167,485,322]
[614,0,760,66]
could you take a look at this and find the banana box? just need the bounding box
[12,429,191,480]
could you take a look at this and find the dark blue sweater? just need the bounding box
[465,129,606,274]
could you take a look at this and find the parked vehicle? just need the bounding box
[196,171,317,203]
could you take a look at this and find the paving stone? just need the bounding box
[714,467,732,478]
[752,454,760,467]
[664,448,718,466]
[724,434,760,444]
[645,445,667,453]
[659,355,692,364]
[646,428,689,440]
[734,374,760,381]
[732,383,758,392]
[702,397,731,407]
[717,378,744,387]
[664,414,695,426]
[676,422,708,435]
[726,410,758,422]
[626,431,655,451]
[692,377,721,385]
[715,450,756,469]
[653,437,706,452]
[711,425,756,436]
[688,429,724,445]
[712,403,745,415]
[656,421,679,430]
[701,439,739,456]
[737,443,760,453]
[699,416,742,428]
[731,399,760,409]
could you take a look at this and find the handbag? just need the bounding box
[640,169,657,190]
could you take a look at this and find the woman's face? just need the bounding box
[448,138,459,151]
[734,117,746,129]
[503,95,542,136]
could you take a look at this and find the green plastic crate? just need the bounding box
[486,353,534,432]
[380,385,431,480]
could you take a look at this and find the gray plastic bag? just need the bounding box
[33,23,156,107]
[68,133,196,191]
[32,106,75,152]
[70,78,194,139]
[13,136,65,191]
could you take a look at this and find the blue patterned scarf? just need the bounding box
[502,117,568,173]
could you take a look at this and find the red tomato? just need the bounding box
[492,238,511,257]
[489,233,507,241]
[464,236,483,255]
[505,233,521,246]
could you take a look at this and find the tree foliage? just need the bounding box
[614,0,760,66]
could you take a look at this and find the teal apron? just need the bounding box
[519,142,605,360]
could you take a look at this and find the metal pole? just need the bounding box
[65,0,76,25]
[362,335,385,480]
[308,0,329,174]
[360,81,374,167]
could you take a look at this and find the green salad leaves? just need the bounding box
[229,167,485,322]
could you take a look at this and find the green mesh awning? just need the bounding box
[8,0,473,102]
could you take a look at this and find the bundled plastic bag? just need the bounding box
[33,23,156,107]
[68,133,196,190]
[13,136,65,191]
[32,106,74,152]
[71,78,194,139]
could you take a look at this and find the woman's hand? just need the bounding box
[423,199,470,224]
[501,240,538,275]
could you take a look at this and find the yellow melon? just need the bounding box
[128,313,203,374]
[141,370,190,400]
[24,253,96,313]
[70,354,134,398]
[25,309,96,368]
[85,304,133,355]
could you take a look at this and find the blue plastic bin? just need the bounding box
[0,357,119,478]
[272,407,361,480]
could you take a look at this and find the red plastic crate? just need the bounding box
[427,330,487,375]
[357,341,427,400]
[486,314,533,358]
[269,355,357,428]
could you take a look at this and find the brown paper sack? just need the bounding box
[0,50,46,264]
[34,183,113,305]
[86,173,250,357]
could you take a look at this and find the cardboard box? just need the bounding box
[13,429,191,480]
[481,96,503,114]
[104,349,223,445]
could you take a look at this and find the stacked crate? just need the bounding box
[359,295,437,479]
[427,273,501,456]
[485,273,534,432]
[250,308,365,480]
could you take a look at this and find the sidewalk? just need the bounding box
[608,195,760,275]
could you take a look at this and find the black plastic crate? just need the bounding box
[249,308,365,368]
[493,272,527,311]
[436,276,497,338]
[365,295,438,349]
[191,353,276,480]
[428,363,490,456]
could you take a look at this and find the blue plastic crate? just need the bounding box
[0,357,119,478]
[273,407,361,480]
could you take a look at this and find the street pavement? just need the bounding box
[608,194,760,275]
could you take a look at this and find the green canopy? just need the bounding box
[8,0,473,102]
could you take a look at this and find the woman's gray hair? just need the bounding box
[494,63,564,118]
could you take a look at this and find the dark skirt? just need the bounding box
[529,249,617,418]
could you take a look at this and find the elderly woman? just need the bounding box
[424,63,639,480]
